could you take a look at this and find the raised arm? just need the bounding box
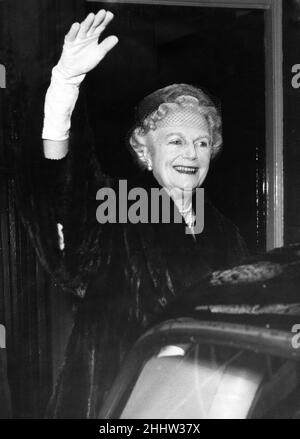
[42,10,118,159]
[16,11,119,297]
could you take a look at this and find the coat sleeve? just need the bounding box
[16,82,113,297]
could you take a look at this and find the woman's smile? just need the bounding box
[172,165,199,175]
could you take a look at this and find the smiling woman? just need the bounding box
[127,84,221,214]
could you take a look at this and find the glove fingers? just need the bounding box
[98,35,119,59]
[65,22,80,43]
[87,9,107,36]
[77,12,96,39]
[92,11,115,37]
[90,11,114,42]
[102,11,114,28]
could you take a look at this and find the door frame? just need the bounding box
[88,0,284,251]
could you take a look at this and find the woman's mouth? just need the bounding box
[173,165,198,175]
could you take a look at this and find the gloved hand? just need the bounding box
[42,10,118,152]
[55,10,118,83]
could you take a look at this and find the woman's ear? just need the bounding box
[129,128,152,169]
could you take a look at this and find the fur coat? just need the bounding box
[17,87,247,418]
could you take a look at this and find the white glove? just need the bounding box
[42,10,118,159]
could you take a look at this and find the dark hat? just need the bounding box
[134,83,218,125]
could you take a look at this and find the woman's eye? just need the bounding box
[196,140,209,148]
[169,139,183,145]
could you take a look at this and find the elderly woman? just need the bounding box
[21,10,247,418]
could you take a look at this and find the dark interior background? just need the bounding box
[86,2,266,253]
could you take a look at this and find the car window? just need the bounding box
[120,343,300,419]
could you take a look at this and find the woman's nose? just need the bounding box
[183,141,197,160]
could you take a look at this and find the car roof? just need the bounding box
[158,243,300,333]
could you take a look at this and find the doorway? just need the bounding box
[86,1,273,252]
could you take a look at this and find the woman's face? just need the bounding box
[145,109,212,192]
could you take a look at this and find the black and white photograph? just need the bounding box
[0,0,300,422]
